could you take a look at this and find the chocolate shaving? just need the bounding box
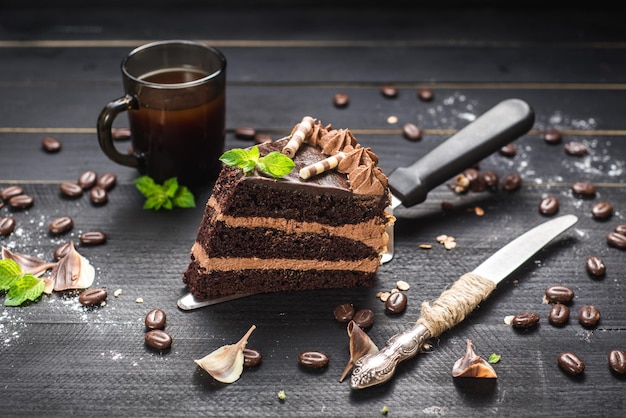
[452,339,497,378]
[1,247,56,277]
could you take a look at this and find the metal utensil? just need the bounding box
[350,214,578,389]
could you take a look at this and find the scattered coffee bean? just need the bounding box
[333,93,350,108]
[585,255,606,278]
[380,85,398,98]
[54,241,73,260]
[79,231,107,246]
[615,224,626,235]
[545,285,574,304]
[385,291,407,314]
[145,309,167,330]
[402,123,421,141]
[1,185,24,201]
[608,349,626,375]
[243,348,263,367]
[544,129,562,144]
[78,287,108,307]
[571,181,596,198]
[578,305,600,327]
[234,126,256,140]
[564,141,588,156]
[499,143,517,157]
[89,186,108,205]
[511,311,540,329]
[557,352,585,376]
[539,196,559,216]
[145,329,173,350]
[333,303,355,323]
[0,216,16,236]
[607,231,626,249]
[48,216,73,235]
[78,170,98,189]
[298,350,329,369]
[59,182,83,198]
[417,88,434,101]
[501,173,522,191]
[352,308,375,329]
[41,136,62,153]
[254,133,273,144]
[97,172,117,191]
[481,171,499,189]
[548,303,570,326]
[8,194,34,209]
[591,202,613,220]
[112,127,131,141]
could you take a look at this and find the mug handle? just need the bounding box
[97,94,139,169]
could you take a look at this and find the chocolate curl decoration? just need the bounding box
[282,116,315,158]
[299,151,347,180]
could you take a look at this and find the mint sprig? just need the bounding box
[134,176,196,210]
[220,146,295,178]
[0,259,45,306]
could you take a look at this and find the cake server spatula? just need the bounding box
[381,98,535,263]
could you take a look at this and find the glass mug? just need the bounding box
[97,40,226,185]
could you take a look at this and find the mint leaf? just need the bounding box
[173,185,196,208]
[134,175,159,196]
[220,146,295,178]
[0,259,23,291]
[488,353,501,364]
[258,152,296,178]
[4,273,45,306]
[162,177,180,197]
[134,176,196,211]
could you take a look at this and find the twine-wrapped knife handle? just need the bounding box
[350,272,496,389]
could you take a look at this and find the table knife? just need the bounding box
[351,214,578,389]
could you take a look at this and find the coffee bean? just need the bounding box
[79,231,107,246]
[78,170,98,189]
[97,172,117,191]
[8,194,34,209]
[145,329,173,350]
[54,241,73,260]
[608,349,626,375]
[385,291,407,314]
[234,126,256,140]
[499,143,517,157]
[333,303,355,323]
[464,169,486,192]
[615,225,626,235]
[145,309,167,330]
[501,173,522,191]
[59,182,83,198]
[548,303,570,326]
[564,141,588,156]
[544,129,562,144]
[558,352,585,376]
[0,185,23,201]
[417,88,434,101]
[571,181,596,198]
[41,136,62,153]
[511,311,540,329]
[333,93,350,108]
[545,285,574,304]
[254,133,273,144]
[481,171,499,189]
[352,308,375,329]
[380,85,398,98]
[0,216,16,236]
[591,202,613,220]
[402,123,421,141]
[89,186,108,205]
[243,348,263,367]
[298,350,329,369]
[112,127,131,141]
[607,231,626,249]
[539,196,559,216]
[48,216,73,235]
[578,305,600,327]
[585,255,606,278]
[78,287,108,307]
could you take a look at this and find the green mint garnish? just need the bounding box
[134,176,196,210]
[488,353,501,364]
[0,259,46,306]
[220,145,295,178]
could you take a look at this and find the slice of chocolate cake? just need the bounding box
[182,117,394,300]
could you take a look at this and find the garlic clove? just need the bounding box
[452,339,497,378]
[195,325,256,384]
[1,247,56,277]
[49,242,95,291]
[339,320,379,382]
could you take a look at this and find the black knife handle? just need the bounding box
[388,98,535,208]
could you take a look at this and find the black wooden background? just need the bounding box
[1,4,624,417]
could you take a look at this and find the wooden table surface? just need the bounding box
[1,3,624,417]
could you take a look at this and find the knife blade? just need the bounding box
[381,98,535,263]
[350,214,578,389]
